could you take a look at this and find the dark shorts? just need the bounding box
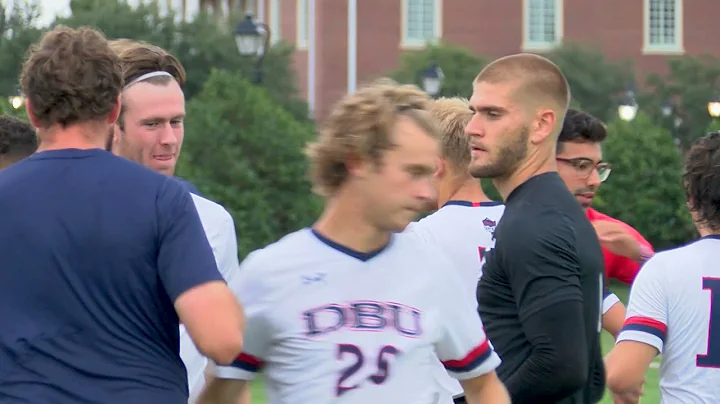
[453,396,467,404]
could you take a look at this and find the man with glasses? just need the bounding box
[556,109,654,337]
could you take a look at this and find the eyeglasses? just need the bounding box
[556,157,612,182]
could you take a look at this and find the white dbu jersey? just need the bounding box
[216,228,501,404]
[405,201,504,295]
[404,201,504,402]
[618,235,720,403]
[181,194,241,403]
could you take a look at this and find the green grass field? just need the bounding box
[247,283,661,403]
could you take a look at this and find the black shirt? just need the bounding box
[477,173,605,404]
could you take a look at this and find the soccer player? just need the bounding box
[558,109,654,285]
[0,114,37,170]
[108,39,242,402]
[198,79,510,404]
[471,54,605,403]
[0,26,244,403]
[404,97,502,404]
[556,108,654,338]
[605,132,720,404]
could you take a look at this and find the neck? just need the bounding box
[313,188,391,253]
[696,224,720,238]
[492,147,556,202]
[36,122,108,152]
[439,176,491,207]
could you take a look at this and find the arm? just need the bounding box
[430,251,508,402]
[200,253,273,403]
[602,291,626,339]
[592,220,654,284]
[605,257,667,395]
[460,371,510,404]
[157,179,244,365]
[503,212,595,401]
[197,378,250,404]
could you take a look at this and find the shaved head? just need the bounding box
[474,53,570,136]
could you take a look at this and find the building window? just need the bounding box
[644,0,683,54]
[297,0,308,49]
[401,0,441,48]
[522,0,563,51]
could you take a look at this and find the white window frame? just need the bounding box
[643,0,684,54]
[296,0,308,49]
[270,0,281,45]
[522,0,563,52]
[400,0,442,49]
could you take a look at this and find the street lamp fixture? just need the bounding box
[233,13,270,84]
[618,87,639,122]
[661,100,673,118]
[708,95,720,119]
[8,88,24,110]
[421,62,444,97]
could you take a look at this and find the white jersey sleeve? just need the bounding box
[603,291,621,314]
[214,251,273,380]
[432,253,501,381]
[617,256,668,353]
[211,211,240,282]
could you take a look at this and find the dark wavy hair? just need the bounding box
[683,132,720,231]
[557,108,608,152]
[0,115,37,163]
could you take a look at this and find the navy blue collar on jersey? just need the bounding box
[311,228,391,262]
[701,234,720,241]
[442,200,503,208]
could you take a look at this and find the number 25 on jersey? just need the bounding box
[336,344,399,396]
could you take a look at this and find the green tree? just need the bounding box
[390,43,489,98]
[546,43,635,123]
[179,69,321,257]
[57,1,309,121]
[643,55,720,149]
[0,1,43,97]
[595,113,696,250]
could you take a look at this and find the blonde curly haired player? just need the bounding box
[199,79,510,404]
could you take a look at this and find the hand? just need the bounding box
[611,385,643,404]
[591,220,641,261]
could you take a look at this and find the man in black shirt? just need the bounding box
[468,54,605,403]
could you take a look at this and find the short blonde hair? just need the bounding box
[306,78,438,197]
[428,97,472,170]
[474,53,570,133]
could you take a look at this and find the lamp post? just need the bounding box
[661,100,682,146]
[708,94,720,119]
[420,62,444,97]
[617,87,639,122]
[233,13,270,84]
[8,88,24,110]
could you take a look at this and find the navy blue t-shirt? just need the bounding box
[175,177,203,197]
[0,149,224,403]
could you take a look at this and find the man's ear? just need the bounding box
[25,99,42,129]
[434,157,446,179]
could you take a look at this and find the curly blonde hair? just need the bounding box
[306,78,439,197]
[428,97,473,171]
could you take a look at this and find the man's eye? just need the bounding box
[575,161,592,170]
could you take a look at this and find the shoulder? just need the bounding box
[392,232,458,275]
[235,229,317,281]
[501,204,575,238]
[191,194,234,226]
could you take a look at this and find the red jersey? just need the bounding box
[586,207,653,285]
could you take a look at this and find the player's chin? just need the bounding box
[391,210,419,232]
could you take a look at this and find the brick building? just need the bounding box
[205,0,719,121]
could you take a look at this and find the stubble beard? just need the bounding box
[470,125,530,179]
